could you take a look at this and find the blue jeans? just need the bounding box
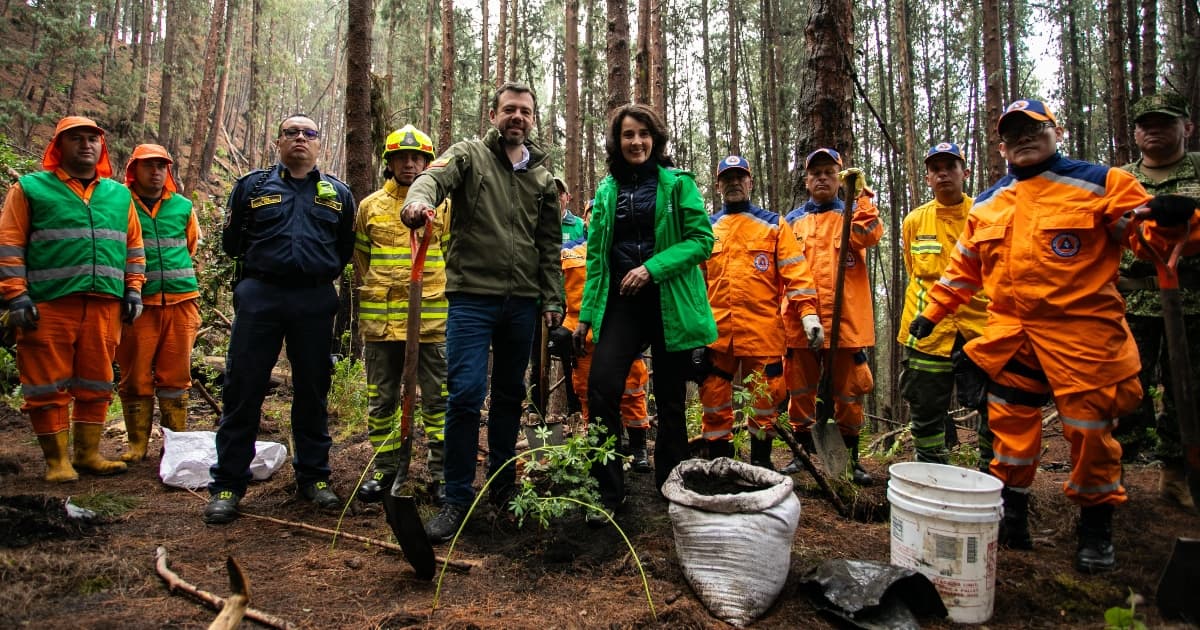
[442,292,538,506]
[210,279,337,496]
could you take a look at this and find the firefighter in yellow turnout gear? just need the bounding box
[354,125,451,504]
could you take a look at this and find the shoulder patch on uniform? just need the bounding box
[315,197,343,212]
[429,157,451,169]
[250,194,282,208]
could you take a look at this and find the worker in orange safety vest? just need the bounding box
[0,116,146,482]
[909,98,1199,573]
[780,148,883,485]
[560,236,652,472]
[698,155,821,469]
[115,144,201,463]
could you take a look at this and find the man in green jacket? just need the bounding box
[402,82,564,543]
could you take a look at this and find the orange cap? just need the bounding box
[41,116,112,178]
[124,143,178,193]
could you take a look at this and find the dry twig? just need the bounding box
[155,546,297,630]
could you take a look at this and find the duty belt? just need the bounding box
[245,269,331,289]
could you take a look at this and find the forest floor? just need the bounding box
[1,388,1198,630]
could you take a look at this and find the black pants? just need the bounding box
[588,284,691,507]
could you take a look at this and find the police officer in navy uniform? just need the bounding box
[204,114,356,524]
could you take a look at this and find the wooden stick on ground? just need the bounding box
[774,423,850,517]
[191,381,222,417]
[155,546,298,630]
[209,557,249,630]
[238,511,477,572]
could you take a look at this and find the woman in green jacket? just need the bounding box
[572,103,717,524]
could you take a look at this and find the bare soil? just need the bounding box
[1,395,1197,630]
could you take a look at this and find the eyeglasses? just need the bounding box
[281,128,320,140]
[1000,121,1054,144]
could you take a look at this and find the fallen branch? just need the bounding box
[866,426,909,455]
[209,557,249,630]
[155,546,297,630]
[774,423,850,517]
[238,511,477,572]
[192,381,222,417]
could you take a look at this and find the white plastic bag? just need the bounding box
[158,428,288,489]
[661,457,801,627]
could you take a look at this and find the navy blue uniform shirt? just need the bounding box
[222,164,356,281]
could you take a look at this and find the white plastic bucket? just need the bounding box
[887,462,1003,624]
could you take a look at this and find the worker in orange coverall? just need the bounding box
[0,116,146,482]
[909,98,1199,574]
[560,235,652,472]
[115,144,201,463]
[780,148,883,485]
[699,155,821,469]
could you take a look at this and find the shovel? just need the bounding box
[1136,205,1200,509]
[383,210,437,580]
[1156,537,1200,623]
[808,173,861,480]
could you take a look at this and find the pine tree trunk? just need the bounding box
[635,0,650,103]
[346,0,373,202]
[438,0,455,151]
[423,0,435,132]
[893,0,919,209]
[606,0,630,111]
[158,0,181,152]
[479,0,490,134]
[794,0,855,199]
[496,0,508,86]
[509,0,518,82]
[183,0,227,194]
[134,0,152,127]
[1108,0,1132,165]
[728,0,740,154]
[701,0,718,207]
[981,0,1005,184]
[650,0,665,117]
[1141,0,1158,96]
[200,0,237,181]
[1005,0,1019,101]
[246,0,262,167]
[565,0,580,215]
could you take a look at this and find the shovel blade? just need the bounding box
[812,419,849,480]
[382,494,437,581]
[1157,537,1200,623]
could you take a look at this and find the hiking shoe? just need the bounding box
[204,490,240,525]
[851,462,874,486]
[357,471,393,504]
[298,481,341,511]
[426,503,469,544]
[631,447,652,473]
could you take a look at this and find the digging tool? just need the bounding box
[775,422,849,517]
[382,210,437,580]
[1136,208,1200,509]
[1156,537,1200,622]
[808,173,861,480]
[209,557,249,630]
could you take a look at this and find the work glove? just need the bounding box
[909,315,936,340]
[838,168,868,198]
[572,322,591,357]
[1147,194,1199,228]
[688,347,713,384]
[6,293,39,331]
[400,203,430,229]
[802,314,824,350]
[122,289,143,324]
[547,325,574,361]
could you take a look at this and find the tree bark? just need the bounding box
[183,0,228,194]
[1005,0,1019,101]
[565,0,580,215]
[246,0,263,167]
[981,0,1005,184]
[134,0,152,128]
[496,0,508,86]
[635,0,650,103]
[438,0,455,151]
[479,0,490,134]
[423,0,435,131]
[606,0,630,112]
[346,0,373,202]
[1108,0,1132,165]
[700,0,718,207]
[1141,0,1158,96]
[200,0,237,181]
[650,0,665,117]
[158,0,182,152]
[893,0,919,209]
[728,0,740,154]
[794,0,855,202]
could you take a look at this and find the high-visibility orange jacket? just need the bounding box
[562,237,588,333]
[897,195,987,357]
[783,194,883,349]
[920,153,1168,395]
[703,202,817,356]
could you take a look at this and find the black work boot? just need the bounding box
[357,470,394,503]
[706,439,734,460]
[628,427,652,473]
[999,487,1034,550]
[780,431,816,474]
[845,434,873,486]
[750,436,775,471]
[1075,504,1115,573]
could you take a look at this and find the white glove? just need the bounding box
[803,314,824,350]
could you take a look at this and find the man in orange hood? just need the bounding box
[0,116,146,482]
[115,144,200,463]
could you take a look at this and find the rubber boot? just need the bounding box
[158,394,190,432]
[37,431,78,482]
[706,439,734,460]
[628,427,651,473]
[780,431,816,474]
[1160,459,1197,511]
[72,422,128,475]
[750,435,775,471]
[845,433,873,486]
[999,487,1033,550]
[119,396,155,462]
[1075,504,1115,573]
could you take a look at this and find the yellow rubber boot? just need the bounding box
[37,431,79,483]
[72,422,128,475]
[158,394,189,432]
[119,396,155,462]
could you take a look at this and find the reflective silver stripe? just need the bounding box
[0,265,25,278]
[789,386,814,396]
[623,385,645,395]
[29,264,123,281]
[31,228,125,242]
[1060,415,1112,431]
[1067,480,1121,495]
[1005,486,1031,495]
[73,377,114,392]
[956,242,979,259]
[938,277,981,292]
[787,288,817,297]
[751,406,776,417]
[144,238,188,248]
[1041,170,1106,196]
[779,255,806,266]
[702,429,731,439]
[125,263,146,274]
[22,379,71,398]
[155,388,187,398]
[994,452,1037,466]
[852,219,880,235]
[127,247,145,258]
[987,392,1037,407]
[0,245,25,257]
[702,402,732,414]
[159,268,196,279]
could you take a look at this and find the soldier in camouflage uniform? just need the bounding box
[1117,91,1200,511]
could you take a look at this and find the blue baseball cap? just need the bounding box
[717,155,751,177]
[998,99,1058,132]
[924,142,964,164]
[804,147,843,169]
